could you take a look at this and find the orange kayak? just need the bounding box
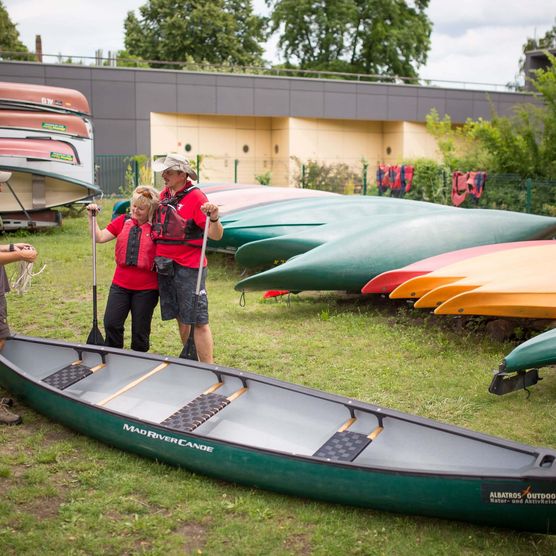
[362,241,553,295]
[390,243,556,300]
[434,272,556,319]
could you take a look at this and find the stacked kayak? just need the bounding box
[362,241,554,295]
[207,184,338,216]
[213,196,452,254]
[490,327,556,396]
[235,210,556,293]
[0,81,99,219]
[387,243,556,318]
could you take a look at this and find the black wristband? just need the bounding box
[210,217,219,222]
[9,243,14,252]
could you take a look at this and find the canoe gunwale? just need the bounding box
[1,334,554,482]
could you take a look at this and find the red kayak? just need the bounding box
[0,81,90,115]
[362,240,555,294]
[0,110,91,139]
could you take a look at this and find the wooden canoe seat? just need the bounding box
[162,383,247,433]
[43,360,105,390]
[313,418,383,462]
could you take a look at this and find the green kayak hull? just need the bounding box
[212,196,453,252]
[504,328,556,372]
[235,210,452,268]
[235,210,556,292]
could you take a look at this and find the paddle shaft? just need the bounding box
[86,209,104,345]
[182,214,211,359]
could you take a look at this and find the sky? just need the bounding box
[3,0,555,88]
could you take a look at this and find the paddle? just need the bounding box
[86,208,105,346]
[180,213,211,360]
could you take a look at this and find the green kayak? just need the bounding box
[234,207,453,268]
[235,210,556,292]
[489,328,556,395]
[212,196,453,252]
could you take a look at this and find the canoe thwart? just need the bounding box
[162,392,232,433]
[313,430,373,462]
[488,368,541,396]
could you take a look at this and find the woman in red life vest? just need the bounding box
[151,153,223,363]
[86,186,160,352]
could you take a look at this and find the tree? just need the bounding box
[124,0,267,68]
[266,0,432,78]
[426,53,556,179]
[0,1,31,61]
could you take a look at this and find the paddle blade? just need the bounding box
[86,325,105,346]
[179,336,198,361]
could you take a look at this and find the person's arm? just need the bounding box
[86,204,116,243]
[201,202,223,241]
[0,244,37,265]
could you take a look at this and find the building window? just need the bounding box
[386,146,392,155]
[185,143,192,152]
[243,144,249,153]
[274,144,279,154]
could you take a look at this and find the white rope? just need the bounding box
[10,261,47,295]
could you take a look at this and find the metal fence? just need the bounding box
[95,155,556,216]
[95,155,139,196]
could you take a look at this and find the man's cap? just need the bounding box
[152,153,198,180]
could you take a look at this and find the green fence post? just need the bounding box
[196,154,201,184]
[362,162,368,195]
[301,164,305,188]
[133,159,139,188]
[525,177,532,213]
[234,159,238,183]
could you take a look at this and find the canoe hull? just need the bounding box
[1,336,555,534]
[0,169,99,212]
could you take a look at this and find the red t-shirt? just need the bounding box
[106,215,158,291]
[155,184,209,268]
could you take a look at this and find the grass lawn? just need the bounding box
[1,201,555,555]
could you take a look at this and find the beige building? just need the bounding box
[151,112,440,186]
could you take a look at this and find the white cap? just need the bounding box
[152,153,198,181]
[0,170,12,183]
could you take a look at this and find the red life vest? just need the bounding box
[115,216,156,271]
[151,185,204,246]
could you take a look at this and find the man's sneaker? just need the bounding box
[0,397,13,407]
[0,398,21,425]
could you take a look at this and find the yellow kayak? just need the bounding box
[434,272,556,318]
[390,243,556,300]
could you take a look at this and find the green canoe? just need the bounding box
[235,210,556,293]
[212,196,453,253]
[489,328,556,396]
[1,335,555,534]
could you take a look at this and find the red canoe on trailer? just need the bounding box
[0,81,91,115]
[362,240,555,295]
[0,110,92,139]
[0,137,79,164]
[0,137,95,186]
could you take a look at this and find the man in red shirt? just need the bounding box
[152,154,223,363]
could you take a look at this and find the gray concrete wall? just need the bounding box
[0,61,537,156]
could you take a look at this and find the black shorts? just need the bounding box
[158,263,209,325]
